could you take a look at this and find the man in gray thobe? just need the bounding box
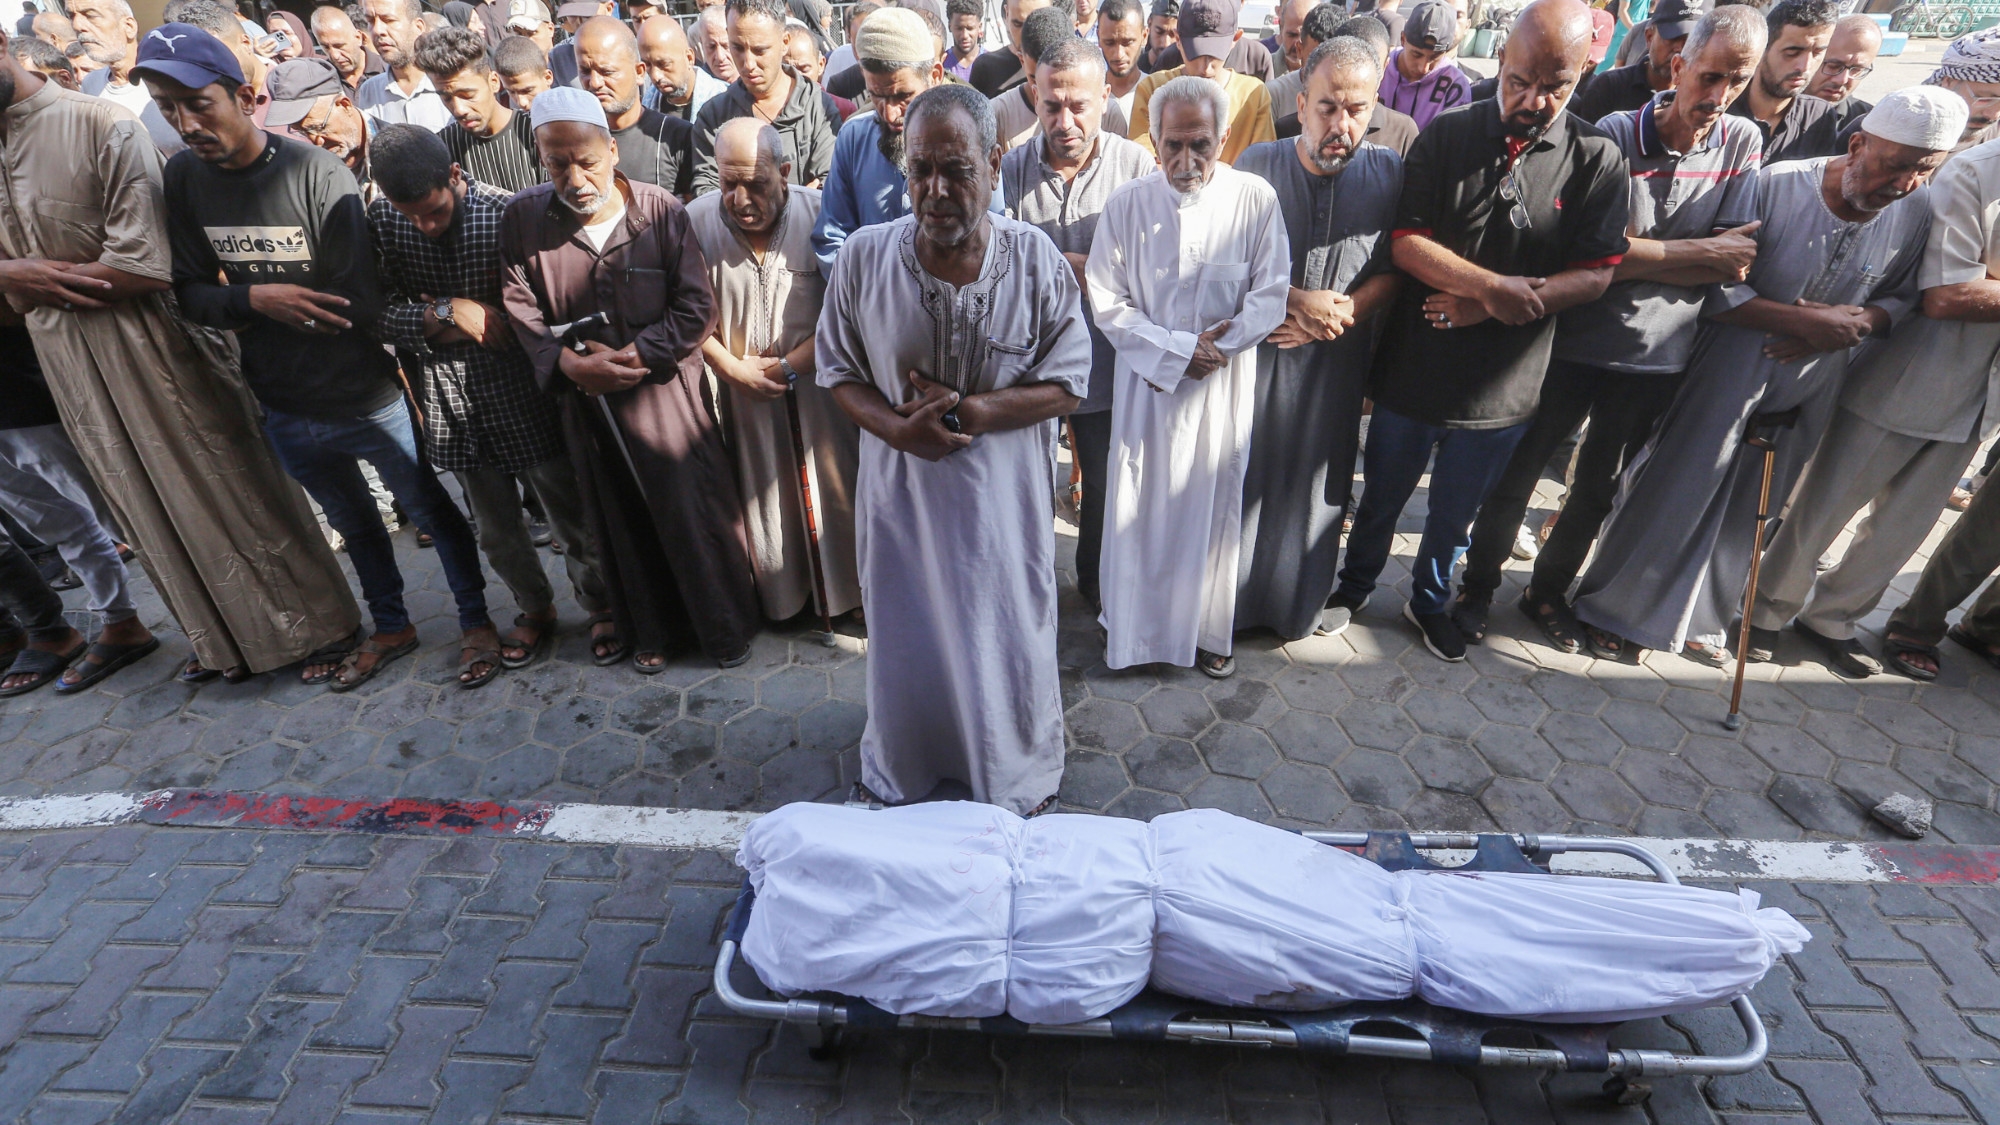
[1575,87,1962,661]
[1233,37,1401,642]
[998,34,1154,612]
[818,84,1090,815]
[1751,135,2000,679]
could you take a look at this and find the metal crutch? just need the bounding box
[782,368,839,647]
[1723,408,1799,731]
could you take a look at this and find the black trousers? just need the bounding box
[1461,359,1685,602]
[1071,409,1112,601]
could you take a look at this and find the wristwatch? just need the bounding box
[778,357,797,387]
[431,297,455,327]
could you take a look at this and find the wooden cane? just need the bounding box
[783,370,837,647]
[1724,434,1779,732]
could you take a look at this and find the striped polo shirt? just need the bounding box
[1553,92,1764,374]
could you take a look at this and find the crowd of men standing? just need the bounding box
[6,0,2000,819]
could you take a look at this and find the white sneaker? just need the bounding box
[1511,523,1541,561]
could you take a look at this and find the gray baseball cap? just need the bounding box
[1403,0,1457,50]
[264,57,345,127]
[507,0,553,27]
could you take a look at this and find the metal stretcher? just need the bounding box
[711,830,1770,1103]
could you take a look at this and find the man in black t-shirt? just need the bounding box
[141,27,496,693]
[575,16,695,195]
[970,0,1051,94]
[417,26,547,193]
[1329,0,1629,661]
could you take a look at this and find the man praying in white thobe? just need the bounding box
[817,84,1091,816]
[1089,74,1290,679]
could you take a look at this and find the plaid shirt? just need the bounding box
[369,179,564,473]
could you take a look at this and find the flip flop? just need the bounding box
[0,640,86,697]
[634,651,670,675]
[180,657,221,684]
[328,634,420,693]
[54,636,161,694]
[458,625,505,690]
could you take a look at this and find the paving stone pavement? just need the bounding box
[5,478,2000,846]
[0,823,1987,1124]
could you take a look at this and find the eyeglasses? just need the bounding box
[1819,60,1874,79]
[1497,165,1531,230]
[295,98,334,139]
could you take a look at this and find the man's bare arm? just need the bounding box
[67,262,172,302]
[1393,235,1546,325]
[954,382,1084,436]
[1922,277,2000,322]
[830,377,972,462]
[1531,265,1618,317]
[1613,223,1760,285]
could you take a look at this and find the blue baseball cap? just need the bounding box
[130,23,246,91]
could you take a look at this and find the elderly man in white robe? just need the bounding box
[817,84,1091,816]
[1575,87,1962,664]
[690,118,862,625]
[1089,74,1291,679]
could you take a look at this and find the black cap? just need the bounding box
[1651,0,1709,42]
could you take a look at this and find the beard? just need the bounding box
[559,185,614,215]
[1840,157,1896,213]
[1044,124,1092,162]
[875,123,906,170]
[600,87,638,117]
[0,68,14,110]
[1307,134,1351,175]
[1757,70,1796,101]
[77,35,125,65]
[1502,110,1551,139]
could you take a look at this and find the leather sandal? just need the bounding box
[458,625,505,690]
[0,640,86,697]
[501,612,557,670]
[587,611,626,666]
[328,633,420,693]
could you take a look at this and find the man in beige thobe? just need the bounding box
[688,118,860,623]
[0,49,361,679]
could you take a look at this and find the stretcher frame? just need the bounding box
[710,830,1769,1097]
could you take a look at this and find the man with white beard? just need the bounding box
[1576,87,1961,663]
[1089,75,1290,678]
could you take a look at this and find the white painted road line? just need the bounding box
[4,789,1994,883]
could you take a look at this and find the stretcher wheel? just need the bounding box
[1602,1077,1651,1105]
[807,1024,846,1061]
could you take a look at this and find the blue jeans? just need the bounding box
[1336,407,1530,617]
[262,398,486,634]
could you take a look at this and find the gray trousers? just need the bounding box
[1889,448,2000,647]
[456,456,606,620]
[0,424,132,623]
[1753,408,1979,640]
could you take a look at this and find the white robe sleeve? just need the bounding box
[1210,186,1292,360]
[1088,187,1203,396]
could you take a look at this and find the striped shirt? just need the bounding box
[1553,93,1763,374]
[442,111,545,196]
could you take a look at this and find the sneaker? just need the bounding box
[1318,592,1364,637]
[1404,602,1467,662]
[530,515,552,547]
[1511,522,1541,561]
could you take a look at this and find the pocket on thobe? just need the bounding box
[617,267,669,326]
[1196,261,1250,329]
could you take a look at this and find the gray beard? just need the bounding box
[560,189,614,216]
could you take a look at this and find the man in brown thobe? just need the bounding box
[500,86,759,669]
[0,39,361,681]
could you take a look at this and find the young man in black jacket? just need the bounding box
[139,25,501,693]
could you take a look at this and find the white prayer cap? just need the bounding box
[1861,86,1970,153]
[530,85,609,133]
